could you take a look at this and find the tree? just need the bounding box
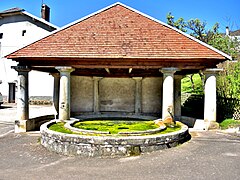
[208,34,239,59]
[217,60,240,99]
[166,13,187,32]
[167,13,240,120]
[167,13,239,95]
[166,13,239,59]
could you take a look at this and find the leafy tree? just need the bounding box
[167,13,239,98]
[167,13,240,120]
[166,13,239,59]
[217,60,240,99]
[166,13,187,32]
[208,34,239,59]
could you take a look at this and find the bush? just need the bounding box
[219,119,240,129]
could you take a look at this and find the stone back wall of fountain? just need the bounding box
[70,76,163,114]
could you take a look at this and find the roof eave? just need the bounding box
[23,11,59,29]
[7,55,227,61]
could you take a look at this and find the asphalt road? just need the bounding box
[0,104,239,180]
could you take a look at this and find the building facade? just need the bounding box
[0,5,58,101]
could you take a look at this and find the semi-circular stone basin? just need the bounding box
[40,119,190,157]
[64,120,167,135]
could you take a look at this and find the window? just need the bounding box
[22,30,26,36]
[0,33,3,39]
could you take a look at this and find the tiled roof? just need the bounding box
[231,29,240,36]
[7,3,230,61]
[0,7,24,15]
[0,7,58,30]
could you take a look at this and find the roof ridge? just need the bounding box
[230,29,240,36]
[6,2,231,61]
[33,2,231,60]
[0,6,58,29]
[115,3,232,60]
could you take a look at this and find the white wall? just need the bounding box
[0,15,55,97]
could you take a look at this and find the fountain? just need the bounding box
[40,115,190,157]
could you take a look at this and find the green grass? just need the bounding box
[73,120,159,134]
[49,122,73,134]
[219,119,240,130]
[48,121,182,136]
[157,124,181,134]
[181,74,204,94]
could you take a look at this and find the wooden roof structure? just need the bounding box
[6,3,231,77]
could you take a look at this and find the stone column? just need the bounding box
[133,77,142,114]
[93,77,102,114]
[161,68,179,120]
[174,75,183,119]
[51,73,60,118]
[55,66,75,120]
[204,69,221,129]
[12,66,31,133]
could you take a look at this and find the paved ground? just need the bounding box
[0,104,239,180]
[0,103,55,124]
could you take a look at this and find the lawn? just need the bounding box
[219,119,240,129]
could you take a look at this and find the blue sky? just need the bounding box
[0,0,239,32]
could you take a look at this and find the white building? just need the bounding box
[229,29,240,41]
[226,27,240,55]
[0,5,58,102]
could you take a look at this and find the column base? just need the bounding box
[15,120,28,133]
[204,121,219,130]
[14,119,35,133]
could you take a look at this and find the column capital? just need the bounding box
[204,68,223,75]
[160,67,180,75]
[132,77,143,81]
[51,73,60,78]
[93,76,103,81]
[12,66,31,73]
[55,66,75,73]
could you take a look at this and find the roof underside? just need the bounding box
[6,3,229,77]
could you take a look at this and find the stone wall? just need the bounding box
[142,77,162,113]
[99,78,135,112]
[70,76,162,115]
[40,120,190,157]
[71,76,94,112]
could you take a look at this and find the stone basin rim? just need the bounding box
[41,120,188,139]
[40,120,190,157]
[64,119,167,136]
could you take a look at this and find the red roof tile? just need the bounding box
[7,3,230,61]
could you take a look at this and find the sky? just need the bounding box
[0,0,239,32]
